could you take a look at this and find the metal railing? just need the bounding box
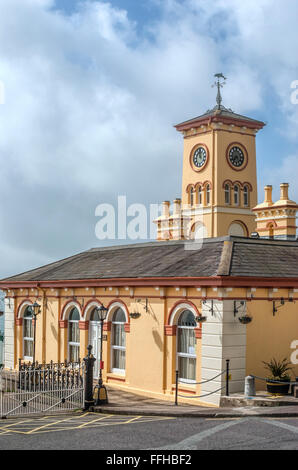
[174,359,230,405]
[18,359,83,391]
[0,360,85,418]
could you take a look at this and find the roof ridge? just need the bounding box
[216,240,234,276]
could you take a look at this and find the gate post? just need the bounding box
[83,345,96,411]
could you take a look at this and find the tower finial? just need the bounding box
[212,73,227,109]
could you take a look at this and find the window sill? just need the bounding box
[106,372,126,383]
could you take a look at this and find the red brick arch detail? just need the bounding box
[222,179,233,189]
[186,183,195,193]
[203,180,213,189]
[60,299,82,321]
[82,299,103,319]
[194,182,203,191]
[233,180,244,189]
[106,299,130,324]
[229,220,249,237]
[16,299,34,319]
[167,300,200,326]
[266,220,278,229]
[243,182,253,191]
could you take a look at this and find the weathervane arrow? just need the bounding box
[212,73,227,109]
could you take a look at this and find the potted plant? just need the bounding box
[263,358,293,395]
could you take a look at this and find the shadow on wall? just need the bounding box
[152,328,163,352]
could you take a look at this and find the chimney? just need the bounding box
[173,198,181,216]
[264,185,273,204]
[280,183,289,201]
[162,201,170,218]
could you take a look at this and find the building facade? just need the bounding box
[1,83,298,406]
[1,238,298,406]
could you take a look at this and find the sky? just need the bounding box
[0,0,298,277]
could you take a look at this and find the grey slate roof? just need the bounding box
[175,105,265,128]
[1,236,298,283]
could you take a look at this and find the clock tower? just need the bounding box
[155,74,266,241]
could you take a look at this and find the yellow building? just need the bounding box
[1,77,298,406]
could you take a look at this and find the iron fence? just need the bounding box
[0,360,84,418]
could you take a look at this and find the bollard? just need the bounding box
[83,345,96,411]
[244,375,256,397]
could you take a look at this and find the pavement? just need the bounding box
[91,386,298,418]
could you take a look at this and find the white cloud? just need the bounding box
[0,0,298,277]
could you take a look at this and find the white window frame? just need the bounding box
[206,185,211,205]
[176,316,197,384]
[68,311,80,363]
[234,185,240,206]
[243,185,249,207]
[198,186,202,205]
[23,308,33,361]
[225,184,231,205]
[111,313,126,375]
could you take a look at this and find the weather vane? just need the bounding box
[212,73,227,109]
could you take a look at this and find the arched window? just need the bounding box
[90,308,100,322]
[243,185,249,207]
[177,310,196,382]
[268,223,274,239]
[89,307,101,378]
[225,184,231,205]
[189,187,194,206]
[112,308,126,374]
[68,307,80,362]
[206,184,211,205]
[234,185,239,205]
[23,306,33,360]
[198,186,202,205]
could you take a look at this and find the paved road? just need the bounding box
[0,412,298,450]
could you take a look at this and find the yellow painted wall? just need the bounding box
[246,299,298,388]
[180,123,259,238]
[9,286,298,402]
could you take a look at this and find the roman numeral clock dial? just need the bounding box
[228,146,245,168]
[191,146,208,171]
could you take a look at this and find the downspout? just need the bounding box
[38,284,47,363]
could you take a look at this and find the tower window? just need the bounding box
[243,185,249,207]
[224,184,231,205]
[206,185,211,205]
[190,187,194,206]
[198,186,202,205]
[234,185,239,206]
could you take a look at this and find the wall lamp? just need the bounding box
[136,298,149,312]
[234,300,246,317]
[202,299,214,316]
[272,297,294,316]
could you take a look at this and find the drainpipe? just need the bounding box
[38,285,47,363]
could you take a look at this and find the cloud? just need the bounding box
[0,0,297,277]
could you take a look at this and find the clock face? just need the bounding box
[229,146,245,168]
[193,147,207,168]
